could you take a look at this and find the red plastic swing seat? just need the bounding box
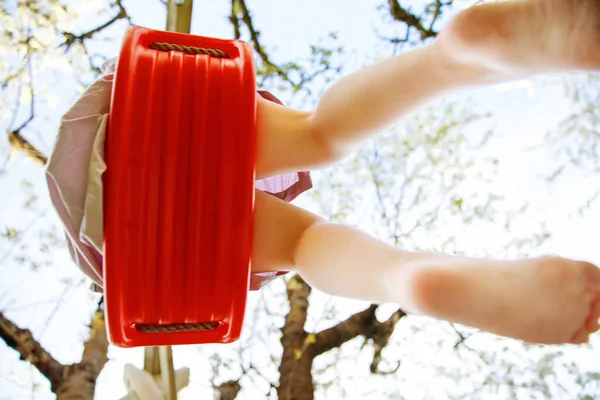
[104,26,257,347]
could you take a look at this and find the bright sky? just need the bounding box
[0,0,599,399]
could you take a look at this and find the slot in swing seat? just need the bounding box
[104,26,257,348]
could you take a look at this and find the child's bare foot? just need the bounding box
[399,256,600,344]
[437,0,600,81]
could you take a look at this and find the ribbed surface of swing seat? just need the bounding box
[104,26,256,347]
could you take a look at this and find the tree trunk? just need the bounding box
[276,275,407,399]
[55,307,108,399]
[278,275,315,400]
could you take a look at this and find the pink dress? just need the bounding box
[46,60,311,293]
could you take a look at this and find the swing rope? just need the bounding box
[137,322,219,333]
[150,42,230,58]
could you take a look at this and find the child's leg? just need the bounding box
[252,191,600,344]
[256,0,600,179]
[255,44,466,178]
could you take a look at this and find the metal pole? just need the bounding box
[167,0,194,33]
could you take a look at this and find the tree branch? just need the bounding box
[5,2,131,166]
[427,0,451,32]
[312,303,406,372]
[7,55,47,165]
[0,312,64,390]
[1,48,32,90]
[8,128,48,165]
[236,0,294,84]
[0,299,109,399]
[214,380,241,400]
[313,305,378,356]
[387,0,438,40]
[62,0,130,48]
[230,0,242,40]
[369,308,406,374]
